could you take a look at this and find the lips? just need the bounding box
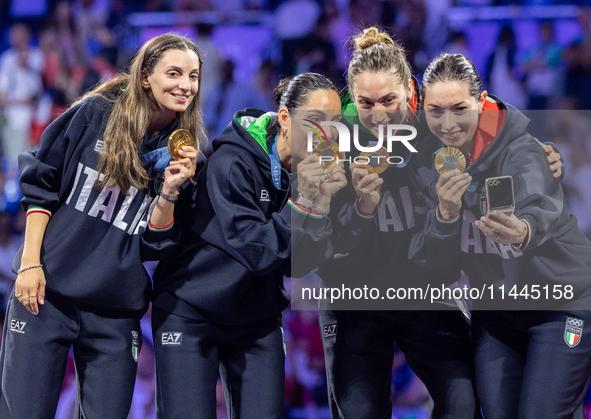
[172,94,189,103]
[442,131,461,140]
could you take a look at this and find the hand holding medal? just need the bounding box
[359,146,390,175]
[434,147,472,219]
[162,129,198,197]
[168,129,193,160]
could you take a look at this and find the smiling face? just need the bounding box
[141,48,200,124]
[282,89,342,163]
[423,80,486,157]
[352,71,412,139]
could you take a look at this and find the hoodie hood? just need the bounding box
[211,108,280,168]
[464,95,530,176]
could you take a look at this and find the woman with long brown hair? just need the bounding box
[0,33,203,418]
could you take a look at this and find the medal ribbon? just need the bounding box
[432,147,479,193]
[139,147,171,173]
[268,135,286,191]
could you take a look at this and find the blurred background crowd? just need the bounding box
[1,0,591,417]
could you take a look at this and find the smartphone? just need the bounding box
[485,175,515,216]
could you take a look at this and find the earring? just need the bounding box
[282,129,287,139]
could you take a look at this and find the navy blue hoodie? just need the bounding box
[152,108,335,325]
[409,96,591,309]
[15,94,179,316]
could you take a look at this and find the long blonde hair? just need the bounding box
[74,33,206,195]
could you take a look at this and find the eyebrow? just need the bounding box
[166,66,200,73]
[307,110,327,117]
[427,101,468,109]
[357,92,399,101]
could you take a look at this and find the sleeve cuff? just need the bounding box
[148,218,174,232]
[289,198,330,235]
[355,197,376,219]
[26,206,52,218]
[512,219,531,251]
[288,198,326,220]
[144,218,176,242]
[436,204,460,224]
[433,205,461,235]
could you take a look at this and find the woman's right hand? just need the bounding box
[15,266,46,315]
[436,170,472,219]
[350,162,383,214]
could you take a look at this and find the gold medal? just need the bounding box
[313,140,340,169]
[168,129,193,160]
[359,147,389,174]
[434,147,467,175]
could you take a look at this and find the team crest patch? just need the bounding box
[323,323,337,339]
[154,172,165,195]
[132,330,141,362]
[479,186,488,215]
[565,317,583,348]
[9,318,27,334]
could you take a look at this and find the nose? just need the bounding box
[441,111,456,131]
[373,110,389,124]
[329,126,338,140]
[179,75,190,91]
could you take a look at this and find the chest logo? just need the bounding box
[260,189,271,202]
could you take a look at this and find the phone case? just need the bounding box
[485,175,515,216]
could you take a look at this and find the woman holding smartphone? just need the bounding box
[409,52,591,418]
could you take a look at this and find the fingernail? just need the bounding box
[182,146,187,150]
[480,217,487,223]
[492,211,498,216]
[455,169,460,173]
[475,221,481,227]
[39,299,44,305]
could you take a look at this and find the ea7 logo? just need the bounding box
[162,332,183,346]
[94,139,104,153]
[260,189,271,202]
[10,319,27,334]
[323,323,337,339]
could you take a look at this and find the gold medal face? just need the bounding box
[313,140,340,168]
[359,147,389,174]
[168,129,193,160]
[434,147,467,175]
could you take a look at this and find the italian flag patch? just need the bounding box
[564,317,583,348]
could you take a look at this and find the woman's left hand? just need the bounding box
[475,210,528,245]
[537,140,563,179]
[162,146,197,194]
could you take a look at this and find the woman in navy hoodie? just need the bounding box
[410,53,591,418]
[151,72,347,418]
[1,34,203,418]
